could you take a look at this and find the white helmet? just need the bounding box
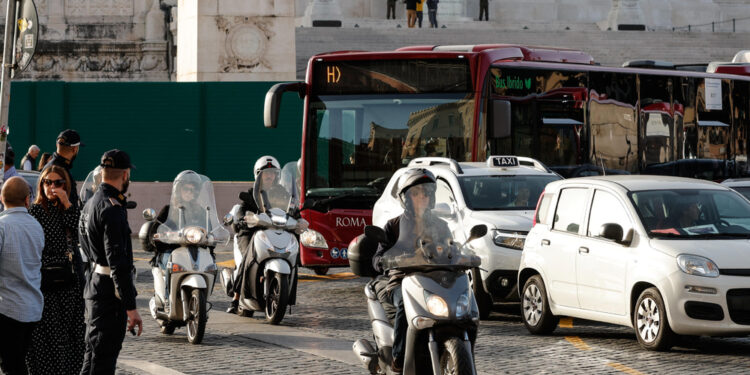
[254,155,281,178]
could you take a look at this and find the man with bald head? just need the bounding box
[0,177,45,375]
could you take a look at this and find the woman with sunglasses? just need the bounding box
[25,165,85,374]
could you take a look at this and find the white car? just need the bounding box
[519,175,750,351]
[721,178,750,200]
[373,155,561,319]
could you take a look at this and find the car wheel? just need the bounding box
[469,268,492,320]
[633,287,674,351]
[521,275,558,334]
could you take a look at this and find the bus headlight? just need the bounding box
[424,290,449,317]
[184,227,206,245]
[300,229,328,249]
[493,229,526,250]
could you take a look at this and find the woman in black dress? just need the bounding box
[25,165,85,374]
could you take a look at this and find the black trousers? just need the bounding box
[387,0,396,19]
[0,313,36,375]
[80,298,127,375]
[479,2,488,20]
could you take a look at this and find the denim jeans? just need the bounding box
[391,286,407,364]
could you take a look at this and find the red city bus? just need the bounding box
[264,45,750,272]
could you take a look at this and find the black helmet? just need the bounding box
[397,168,437,212]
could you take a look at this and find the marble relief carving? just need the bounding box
[65,0,134,16]
[216,16,274,72]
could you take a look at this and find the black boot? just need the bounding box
[226,299,239,314]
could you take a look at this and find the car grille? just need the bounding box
[726,289,750,325]
[720,269,750,277]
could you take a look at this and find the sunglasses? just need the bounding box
[43,179,66,188]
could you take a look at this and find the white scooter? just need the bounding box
[140,171,229,344]
[220,165,308,324]
[349,205,486,375]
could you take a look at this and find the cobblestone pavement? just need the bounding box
[118,244,750,374]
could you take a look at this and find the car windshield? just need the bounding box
[306,93,475,207]
[457,175,560,211]
[731,186,750,201]
[630,189,750,238]
[381,184,481,270]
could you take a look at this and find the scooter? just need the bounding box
[139,171,229,344]
[349,210,487,375]
[219,166,308,324]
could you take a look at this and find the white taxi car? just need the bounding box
[519,175,750,351]
[373,156,561,319]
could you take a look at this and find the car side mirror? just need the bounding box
[364,225,387,244]
[433,203,454,218]
[468,224,488,242]
[599,223,626,244]
[142,208,156,221]
[223,214,234,226]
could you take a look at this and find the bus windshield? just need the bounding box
[306,93,476,204]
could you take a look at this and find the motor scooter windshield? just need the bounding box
[156,170,229,246]
[253,167,296,214]
[79,166,102,206]
[380,182,480,271]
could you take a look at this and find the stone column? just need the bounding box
[141,0,168,78]
[601,0,645,30]
[177,0,295,81]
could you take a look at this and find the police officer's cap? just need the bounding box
[100,149,135,169]
[57,129,84,147]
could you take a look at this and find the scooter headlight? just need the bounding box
[424,290,449,318]
[183,226,206,245]
[300,229,328,249]
[456,291,470,318]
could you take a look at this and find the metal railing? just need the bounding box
[672,16,750,32]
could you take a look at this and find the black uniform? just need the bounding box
[78,183,136,375]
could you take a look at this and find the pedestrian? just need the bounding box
[44,129,84,207]
[479,0,488,21]
[25,166,85,375]
[387,0,396,19]
[3,143,18,181]
[21,145,39,171]
[79,149,141,375]
[0,177,45,375]
[427,0,438,28]
[36,152,51,172]
[416,0,424,28]
[405,0,417,27]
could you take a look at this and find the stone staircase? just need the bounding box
[295,23,750,79]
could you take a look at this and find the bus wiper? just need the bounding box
[303,192,379,211]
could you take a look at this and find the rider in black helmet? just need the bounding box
[372,168,449,373]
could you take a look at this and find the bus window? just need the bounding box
[640,74,674,166]
[734,81,750,174]
[588,72,638,174]
[696,79,732,160]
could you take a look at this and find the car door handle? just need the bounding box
[541,239,550,246]
[579,247,589,254]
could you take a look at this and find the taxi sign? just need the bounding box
[488,156,519,168]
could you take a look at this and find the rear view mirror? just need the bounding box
[223,214,234,226]
[264,82,306,128]
[468,225,488,242]
[142,208,156,221]
[599,223,627,244]
[364,225,387,244]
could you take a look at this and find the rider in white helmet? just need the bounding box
[226,156,282,314]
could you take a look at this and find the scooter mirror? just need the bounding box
[223,213,234,226]
[364,225,386,243]
[468,224,488,242]
[143,208,156,221]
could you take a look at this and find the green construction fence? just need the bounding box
[8,81,304,181]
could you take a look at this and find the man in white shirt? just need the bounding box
[21,145,39,171]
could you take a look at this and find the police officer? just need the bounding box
[79,149,142,375]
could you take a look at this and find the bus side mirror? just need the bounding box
[264,82,306,128]
[491,100,511,138]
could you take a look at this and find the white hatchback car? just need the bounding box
[519,175,750,350]
[373,156,561,319]
[721,178,750,200]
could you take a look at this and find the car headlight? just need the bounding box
[493,229,526,250]
[456,291,470,318]
[677,254,720,278]
[184,227,206,245]
[300,229,328,249]
[424,290,449,317]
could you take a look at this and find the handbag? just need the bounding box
[41,260,76,291]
